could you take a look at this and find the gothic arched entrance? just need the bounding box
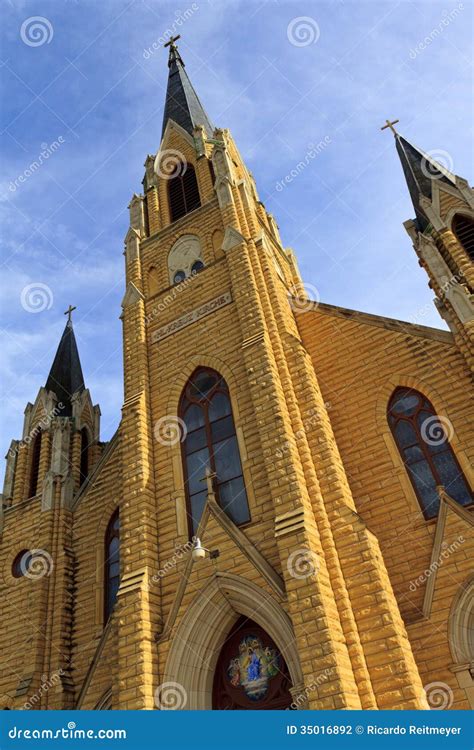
[163,574,305,709]
[213,616,293,709]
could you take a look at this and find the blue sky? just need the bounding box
[1,0,473,459]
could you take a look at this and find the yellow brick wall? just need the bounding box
[2,115,472,713]
[297,305,473,708]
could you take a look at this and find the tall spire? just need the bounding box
[394,132,456,231]
[45,317,85,416]
[161,36,214,139]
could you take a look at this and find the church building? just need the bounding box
[1,38,473,711]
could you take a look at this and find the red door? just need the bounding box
[212,616,293,709]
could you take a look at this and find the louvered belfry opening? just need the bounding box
[452,214,474,262]
[168,163,201,222]
[28,431,42,498]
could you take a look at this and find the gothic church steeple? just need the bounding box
[387,123,474,372]
[45,318,85,417]
[161,36,213,139]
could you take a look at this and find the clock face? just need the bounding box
[168,236,203,283]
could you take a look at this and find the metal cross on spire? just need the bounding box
[381,118,400,136]
[164,34,181,52]
[164,34,183,66]
[64,304,76,323]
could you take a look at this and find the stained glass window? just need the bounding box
[179,368,250,535]
[104,509,120,622]
[388,388,472,519]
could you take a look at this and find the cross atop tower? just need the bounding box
[64,304,76,323]
[164,34,184,67]
[381,118,400,136]
[164,34,181,51]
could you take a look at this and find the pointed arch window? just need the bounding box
[452,214,474,262]
[104,509,120,623]
[80,427,90,484]
[168,163,200,222]
[28,431,42,498]
[179,368,250,535]
[388,388,472,519]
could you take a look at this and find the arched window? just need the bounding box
[388,388,472,519]
[80,427,89,484]
[28,431,42,498]
[104,509,120,623]
[168,163,200,222]
[179,368,250,535]
[452,214,474,261]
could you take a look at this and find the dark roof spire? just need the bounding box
[381,121,456,231]
[161,36,213,139]
[45,317,85,416]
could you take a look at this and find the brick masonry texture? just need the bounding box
[1,110,473,712]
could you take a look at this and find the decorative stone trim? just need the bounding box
[121,281,144,309]
[124,227,141,265]
[241,331,265,349]
[158,492,286,642]
[75,619,114,709]
[116,568,147,597]
[14,674,33,698]
[162,573,304,710]
[275,507,306,538]
[222,226,246,253]
[209,494,285,598]
[422,488,474,618]
[449,573,474,665]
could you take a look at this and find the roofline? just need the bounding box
[294,300,454,343]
